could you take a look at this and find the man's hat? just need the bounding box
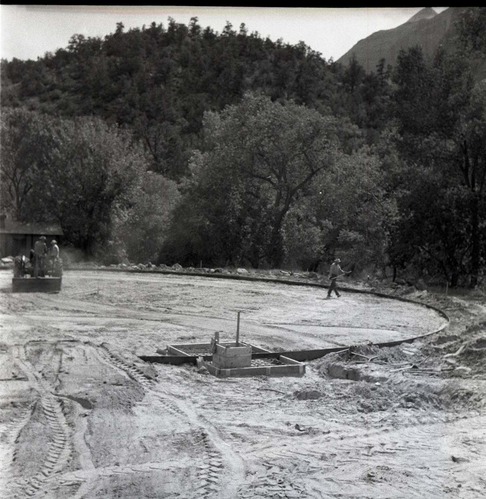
[40,235,46,240]
[51,240,57,244]
[334,258,341,263]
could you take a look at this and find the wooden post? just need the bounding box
[236,311,241,346]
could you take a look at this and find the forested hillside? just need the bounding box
[1,9,485,287]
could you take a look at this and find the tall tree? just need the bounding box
[391,45,485,286]
[2,110,149,254]
[35,117,147,254]
[163,92,342,268]
[0,108,53,220]
[113,171,180,263]
[284,148,397,272]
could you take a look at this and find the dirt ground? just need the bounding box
[0,269,485,498]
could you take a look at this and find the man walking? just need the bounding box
[327,258,349,298]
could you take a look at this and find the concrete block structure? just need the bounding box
[199,354,305,378]
[212,343,252,368]
[164,313,306,377]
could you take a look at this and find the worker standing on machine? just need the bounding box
[33,235,47,278]
[48,239,60,273]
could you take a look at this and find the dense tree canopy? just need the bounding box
[1,108,148,255]
[284,148,398,272]
[1,18,343,179]
[388,45,486,286]
[161,93,346,268]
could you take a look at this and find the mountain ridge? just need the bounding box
[337,7,467,73]
[407,7,438,23]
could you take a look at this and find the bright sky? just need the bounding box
[0,5,449,62]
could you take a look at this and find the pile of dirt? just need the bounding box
[423,321,486,377]
[314,346,484,416]
[312,293,486,418]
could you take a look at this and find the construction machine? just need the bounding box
[12,254,62,292]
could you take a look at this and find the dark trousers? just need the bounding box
[34,255,45,278]
[328,277,340,297]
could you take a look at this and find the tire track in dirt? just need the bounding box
[9,345,72,498]
[160,374,316,498]
[95,343,185,419]
[94,342,245,498]
[1,401,36,499]
[191,430,226,498]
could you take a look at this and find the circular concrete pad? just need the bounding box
[0,270,448,353]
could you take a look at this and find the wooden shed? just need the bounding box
[0,215,63,258]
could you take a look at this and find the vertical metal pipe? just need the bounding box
[236,311,240,346]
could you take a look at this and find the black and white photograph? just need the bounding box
[1,5,485,498]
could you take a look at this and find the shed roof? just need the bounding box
[0,219,63,236]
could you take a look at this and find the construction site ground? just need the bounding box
[0,269,485,498]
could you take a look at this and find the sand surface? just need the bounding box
[0,270,484,498]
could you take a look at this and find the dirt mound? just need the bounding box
[314,334,486,416]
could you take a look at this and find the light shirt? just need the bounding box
[329,262,343,278]
[50,244,60,258]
